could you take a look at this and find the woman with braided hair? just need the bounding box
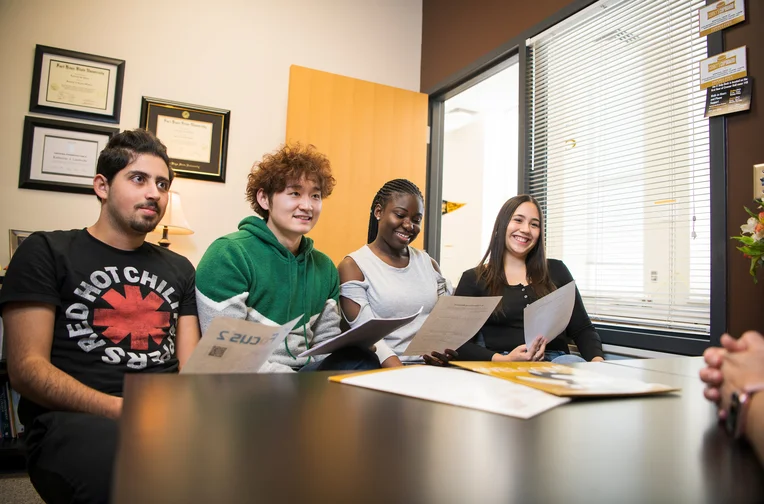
[338,179,453,367]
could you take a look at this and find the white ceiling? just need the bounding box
[445,63,519,118]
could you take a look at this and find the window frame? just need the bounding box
[425,0,726,354]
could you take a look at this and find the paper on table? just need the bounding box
[450,362,680,397]
[523,281,576,347]
[401,296,502,356]
[330,366,569,419]
[298,308,422,357]
[181,315,302,374]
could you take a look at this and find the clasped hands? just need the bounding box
[699,330,764,423]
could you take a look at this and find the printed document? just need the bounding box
[181,316,302,374]
[401,296,502,356]
[523,281,576,347]
[299,308,422,357]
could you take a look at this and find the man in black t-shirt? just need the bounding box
[0,129,201,504]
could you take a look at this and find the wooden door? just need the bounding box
[286,65,428,264]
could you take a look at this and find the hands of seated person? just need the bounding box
[493,336,546,362]
[700,331,764,417]
[716,349,764,421]
[422,349,459,367]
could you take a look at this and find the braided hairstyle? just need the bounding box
[367,179,424,244]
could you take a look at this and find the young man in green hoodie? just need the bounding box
[195,143,379,372]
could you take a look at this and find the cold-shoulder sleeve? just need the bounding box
[339,279,395,363]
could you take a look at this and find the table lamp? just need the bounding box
[156,191,193,248]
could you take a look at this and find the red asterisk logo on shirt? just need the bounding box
[93,285,170,350]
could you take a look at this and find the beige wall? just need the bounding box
[0,0,422,267]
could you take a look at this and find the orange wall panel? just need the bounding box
[286,65,428,264]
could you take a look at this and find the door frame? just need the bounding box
[424,54,519,262]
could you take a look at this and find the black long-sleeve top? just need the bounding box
[454,259,604,361]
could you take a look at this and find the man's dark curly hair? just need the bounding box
[246,143,336,219]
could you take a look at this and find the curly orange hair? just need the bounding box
[246,143,336,219]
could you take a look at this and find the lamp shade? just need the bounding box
[158,191,194,235]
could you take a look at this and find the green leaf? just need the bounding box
[732,235,755,245]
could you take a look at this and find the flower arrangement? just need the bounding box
[732,200,764,282]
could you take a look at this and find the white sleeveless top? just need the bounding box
[341,245,451,363]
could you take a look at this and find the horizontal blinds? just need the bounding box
[526,0,710,336]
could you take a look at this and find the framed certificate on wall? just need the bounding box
[140,97,230,183]
[29,45,125,123]
[18,116,118,195]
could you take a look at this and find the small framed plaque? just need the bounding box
[140,97,230,183]
[18,116,118,195]
[9,229,33,259]
[29,45,125,123]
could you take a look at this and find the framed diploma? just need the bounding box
[29,45,125,123]
[19,116,118,195]
[140,97,230,183]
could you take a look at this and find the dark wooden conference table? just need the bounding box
[112,357,764,504]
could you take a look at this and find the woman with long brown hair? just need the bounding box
[425,194,604,365]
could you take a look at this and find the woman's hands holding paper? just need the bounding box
[494,336,546,362]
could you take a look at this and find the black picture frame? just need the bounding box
[29,45,125,123]
[19,116,118,195]
[140,97,230,183]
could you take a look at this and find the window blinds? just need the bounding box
[526,0,710,336]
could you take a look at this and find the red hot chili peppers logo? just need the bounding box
[65,266,177,369]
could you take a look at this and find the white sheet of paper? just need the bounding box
[299,308,422,358]
[181,316,302,374]
[523,281,576,347]
[337,366,569,419]
[401,296,502,356]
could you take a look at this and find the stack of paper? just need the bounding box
[330,366,569,419]
[329,362,679,419]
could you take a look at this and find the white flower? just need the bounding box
[741,216,758,234]
[755,229,764,242]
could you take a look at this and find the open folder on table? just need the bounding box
[181,315,302,374]
[400,296,502,356]
[449,362,680,397]
[298,308,422,358]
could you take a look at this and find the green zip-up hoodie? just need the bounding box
[195,216,341,372]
